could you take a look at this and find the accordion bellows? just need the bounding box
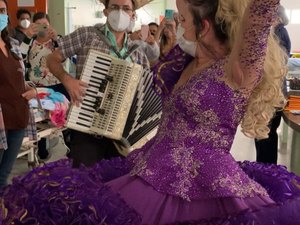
[66,50,161,149]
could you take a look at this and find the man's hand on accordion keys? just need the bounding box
[62,75,89,107]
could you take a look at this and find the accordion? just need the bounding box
[66,49,161,150]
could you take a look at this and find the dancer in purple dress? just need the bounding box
[1,0,300,224]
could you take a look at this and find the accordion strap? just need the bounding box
[94,26,140,60]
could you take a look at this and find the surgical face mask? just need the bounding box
[177,36,197,57]
[176,24,185,39]
[20,19,30,29]
[0,14,8,32]
[37,30,47,38]
[176,24,197,57]
[107,10,131,32]
[126,19,135,32]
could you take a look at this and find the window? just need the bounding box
[285,9,300,24]
[290,9,300,24]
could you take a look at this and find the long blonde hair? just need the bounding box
[216,0,287,139]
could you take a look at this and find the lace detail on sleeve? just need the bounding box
[151,45,193,96]
[228,0,280,92]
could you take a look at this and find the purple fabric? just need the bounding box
[0,159,141,225]
[1,159,300,225]
[107,174,275,224]
[126,0,279,201]
[151,45,193,96]
[2,0,300,224]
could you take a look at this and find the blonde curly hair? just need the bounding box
[216,0,287,139]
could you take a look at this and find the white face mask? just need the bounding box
[176,24,185,39]
[20,19,30,29]
[108,10,131,32]
[126,19,135,32]
[176,25,197,57]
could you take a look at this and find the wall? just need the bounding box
[46,0,167,34]
[60,0,165,34]
[281,0,300,51]
[165,0,176,10]
[45,0,299,51]
[64,0,105,33]
[48,0,66,35]
[163,0,300,51]
[135,0,165,27]
[7,0,47,27]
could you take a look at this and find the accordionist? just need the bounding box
[47,0,153,168]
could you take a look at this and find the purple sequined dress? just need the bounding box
[1,0,300,224]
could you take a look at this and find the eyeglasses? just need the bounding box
[108,5,133,14]
[0,7,7,14]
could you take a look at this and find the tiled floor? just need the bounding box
[8,132,68,183]
[230,123,292,170]
[8,121,293,184]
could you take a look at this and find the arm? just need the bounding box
[20,36,34,59]
[227,0,280,91]
[144,36,160,61]
[154,19,166,44]
[20,23,39,56]
[19,23,40,59]
[47,49,88,106]
[47,27,90,106]
[152,45,193,95]
[22,82,37,100]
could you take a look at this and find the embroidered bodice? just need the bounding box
[128,0,280,201]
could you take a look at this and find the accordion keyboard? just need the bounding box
[67,50,142,139]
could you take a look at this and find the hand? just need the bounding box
[159,18,168,29]
[22,88,37,101]
[166,20,177,35]
[145,33,155,45]
[173,12,179,24]
[130,30,142,41]
[62,75,89,107]
[24,23,39,38]
[48,26,58,40]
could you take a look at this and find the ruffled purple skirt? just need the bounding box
[1,159,300,225]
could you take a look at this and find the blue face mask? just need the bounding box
[0,14,8,32]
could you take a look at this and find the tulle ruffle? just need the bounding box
[239,161,300,202]
[0,159,140,225]
[1,160,300,225]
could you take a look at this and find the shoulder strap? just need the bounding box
[94,26,122,58]
[123,43,140,61]
[94,26,140,60]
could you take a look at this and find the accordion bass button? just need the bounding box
[106,76,113,82]
[99,86,106,93]
[97,108,106,115]
[107,93,113,100]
